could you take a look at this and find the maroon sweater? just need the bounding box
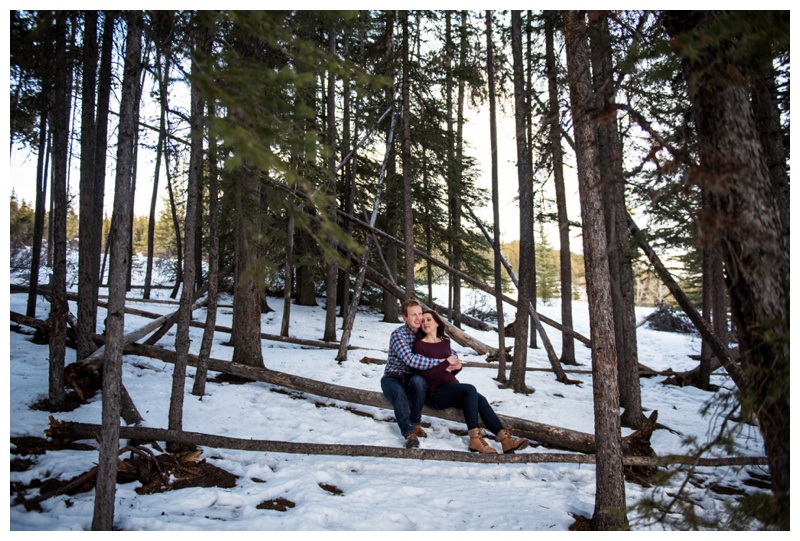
[412,338,461,391]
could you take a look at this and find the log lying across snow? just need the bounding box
[124,343,653,456]
[48,420,767,467]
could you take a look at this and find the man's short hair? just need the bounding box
[401,297,422,317]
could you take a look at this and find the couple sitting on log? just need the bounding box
[381,298,529,453]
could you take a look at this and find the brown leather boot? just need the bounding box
[413,424,428,438]
[496,428,529,453]
[468,428,498,453]
[405,432,419,449]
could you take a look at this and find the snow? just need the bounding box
[6,257,768,531]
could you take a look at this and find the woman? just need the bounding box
[412,309,529,454]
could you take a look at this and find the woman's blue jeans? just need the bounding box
[381,374,426,437]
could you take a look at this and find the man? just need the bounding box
[381,298,459,448]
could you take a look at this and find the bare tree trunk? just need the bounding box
[589,10,644,429]
[336,111,396,361]
[545,11,576,366]
[280,209,295,337]
[193,51,219,397]
[486,10,508,384]
[27,110,48,318]
[92,12,142,531]
[323,26,338,343]
[524,11,537,350]
[400,11,415,299]
[91,12,114,297]
[76,10,99,360]
[231,164,265,369]
[168,24,203,442]
[144,34,170,301]
[48,13,71,411]
[564,10,628,530]
[509,11,534,394]
[750,57,790,247]
[338,31,354,322]
[444,12,455,323]
[451,10,468,329]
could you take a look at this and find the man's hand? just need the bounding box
[445,355,462,372]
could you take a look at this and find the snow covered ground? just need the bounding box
[6,260,767,531]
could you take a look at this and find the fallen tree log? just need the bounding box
[49,420,768,468]
[339,210,591,346]
[357,356,596,374]
[361,264,497,356]
[123,342,655,456]
[10,310,50,336]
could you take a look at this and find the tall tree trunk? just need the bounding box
[525,10,537,350]
[281,207,295,337]
[545,11,576,366]
[231,164,265,369]
[589,11,644,429]
[92,12,142,530]
[509,11,533,394]
[165,146,183,299]
[48,13,71,410]
[444,11,455,321]
[91,11,114,296]
[76,10,99,360]
[451,10,468,329]
[144,39,169,300]
[564,10,628,531]
[27,109,48,318]
[338,31,354,321]
[486,11,508,383]
[193,56,219,397]
[125,58,146,292]
[381,12,400,323]
[664,11,790,529]
[323,26,338,343]
[750,57,790,247]
[169,22,203,441]
[400,11,415,299]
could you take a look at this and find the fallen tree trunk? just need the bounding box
[361,264,497,356]
[358,356,596,374]
[10,310,50,335]
[193,321,363,351]
[340,210,591,346]
[48,420,767,467]
[627,214,745,389]
[124,342,655,456]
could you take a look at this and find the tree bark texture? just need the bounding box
[92,12,142,531]
[664,10,790,528]
[545,11,577,366]
[510,11,534,394]
[564,10,628,530]
[231,165,265,369]
[485,10,508,382]
[77,10,99,360]
[47,13,71,411]
[588,10,644,429]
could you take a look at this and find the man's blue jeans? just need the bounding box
[381,374,426,437]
